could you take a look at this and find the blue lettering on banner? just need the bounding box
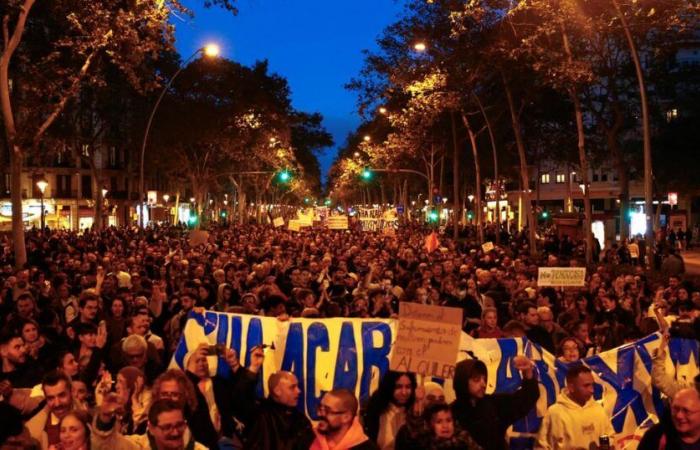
[360,322,392,402]
[587,346,648,432]
[333,322,358,392]
[281,322,305,410]
[173,312,700,450]
[307,323,329,419]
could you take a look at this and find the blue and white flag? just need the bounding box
[172,310,699,449]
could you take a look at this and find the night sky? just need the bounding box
[175,0,405,183]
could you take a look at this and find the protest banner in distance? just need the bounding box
[537,267,586,287]
[390,303,463,378]
[297,209,314,227]
[327,216,348,230]
[188,230,209,247]
[288,220,301,232]
[481,241,495,253]
[273,217,285,228]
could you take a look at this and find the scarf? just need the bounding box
[310,417,370,450]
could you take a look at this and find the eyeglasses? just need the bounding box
[671,406,700,417]
[155,420,187,433]
[317,405,347,416]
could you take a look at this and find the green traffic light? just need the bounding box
[467,211,474,220]
[541,211,549,219]
[361,168,373,181]
[188,213,198,226]
[428,210,439,222]
[221,211,227,218]
[278,170,291,183]
[324,199,332,206]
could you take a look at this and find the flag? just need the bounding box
[425,232,439,253]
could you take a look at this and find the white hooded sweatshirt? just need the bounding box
[535,391,614,450]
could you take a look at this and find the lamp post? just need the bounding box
[162,194,170,224]
[36,178,48,230]
[138,43,220,227]
[102,188,109,228]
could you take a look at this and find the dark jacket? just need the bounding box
[638,417,700,450]
[244,398,314,450]
[450,359,539,450]
[186,367,258,450]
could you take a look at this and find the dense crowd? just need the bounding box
[0,222,698,450]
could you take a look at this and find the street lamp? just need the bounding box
[363,135,371,142]
[162,194,170,203]
[414,42,427,52]
[378,107,388,115]
[36,178,48,230]
[139,42,220,227]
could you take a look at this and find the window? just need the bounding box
[81,175,92,199]
[592,172,599,182]
[555,174,566,183]
[3,174,10,194]
[109,147,117,167]
[56,175,72,197]
[666,108,678,122]
[81,144,90,157]
[540,173,550,184]
[601,173,608,182]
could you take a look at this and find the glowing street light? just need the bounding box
[353,151,360,158]
[203,43,220,58]
[414,42,427,52]
[36,178,48,230]
[363,135,371,142]
[139,41,220,227]
[163,194,170,203]
[379,107,388,115]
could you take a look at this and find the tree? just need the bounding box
[1,0,236,267]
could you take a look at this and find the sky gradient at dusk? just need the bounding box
[175,0,404,182]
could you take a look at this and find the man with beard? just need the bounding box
[0,330,41,388]
[245,371,314,450]
[311,389,377,450]
[26,371,78,449]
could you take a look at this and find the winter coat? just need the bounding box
[244,398,315,450]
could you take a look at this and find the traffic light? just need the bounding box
[324,198,332,206]
[277,169,292,184]
[220,210,227,218]
[361,168,373,181]
[428,210,439,223]
[188,213,198,226]
[541,211,549,219]
[467,211,474,220]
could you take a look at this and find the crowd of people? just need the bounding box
[0,221,697,450]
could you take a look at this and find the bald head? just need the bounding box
[268,371,300,408]
[672,388,700,439]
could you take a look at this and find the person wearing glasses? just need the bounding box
[638,388,700,450]
[92,398,206,450]
[311,389,377,450]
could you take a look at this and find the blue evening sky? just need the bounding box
[174,0,405,183]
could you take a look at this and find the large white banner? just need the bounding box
[172,311,699,449]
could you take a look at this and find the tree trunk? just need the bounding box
[474,93,500,244]
[461,112,484,244]
[561,24,593,265]
[10,146,27,268]
[502,72,537,256]
[450,111,461,240]
[612,0,654,261]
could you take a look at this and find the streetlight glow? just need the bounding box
[379,107,387,115]
[36,179,48,194]
[203,43,220,57]
[414,42,427,52]
[363,135,371,142]
[163,194,170,203]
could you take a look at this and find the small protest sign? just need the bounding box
[273,217,285,228]
[327,216,348,230]
[537,267,586,287]
[481,241,495,253]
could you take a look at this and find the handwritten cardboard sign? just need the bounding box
[273,217,285,228]
[327,216,348,230]
[481,241,495,253]
[288,220,301,232]
[390,303,463,378]
[537,267,586,287]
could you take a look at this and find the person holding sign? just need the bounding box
[451,356,539,450]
